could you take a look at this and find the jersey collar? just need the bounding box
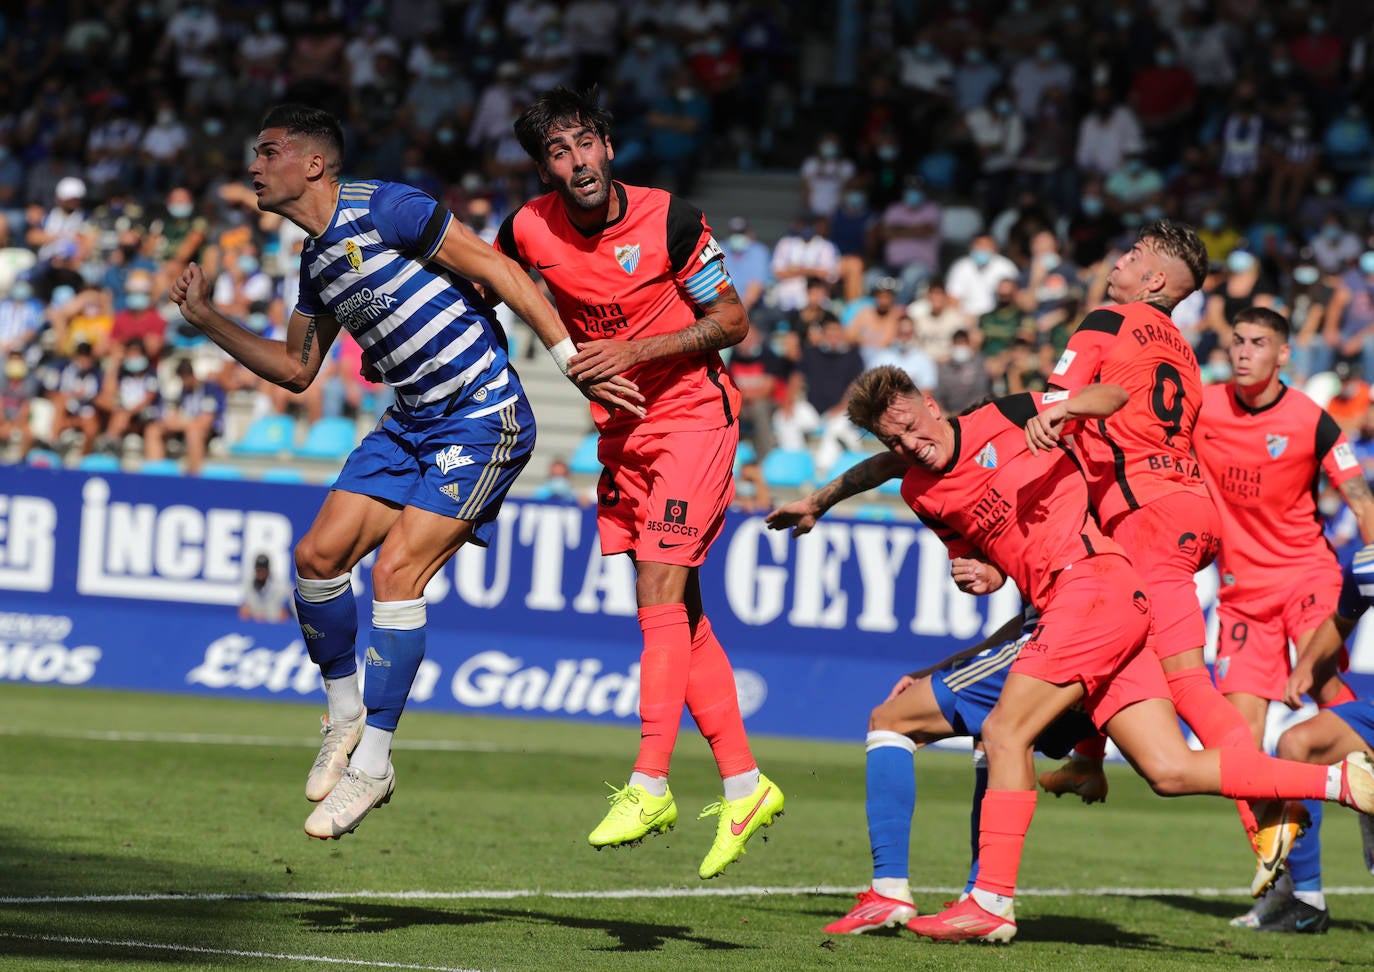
[1231,381,1288,415]
[941,418,962,475]
[568,181,628,238]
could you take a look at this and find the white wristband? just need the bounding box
[549,337,575,376]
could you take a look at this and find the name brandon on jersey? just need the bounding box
[1130,320,1197,362]
[580,300,630,336]
[333,286,398,333]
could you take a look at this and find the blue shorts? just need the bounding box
[930,619,1096,759]
[1329,699,1374,744]
[333,395,535,547]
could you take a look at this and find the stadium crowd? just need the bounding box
[2,0,1374,492]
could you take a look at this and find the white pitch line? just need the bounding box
[0,726,506,752]
[0,933,484,972]
[6,884,1374,906]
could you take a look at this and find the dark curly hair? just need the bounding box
[514,87,613,163]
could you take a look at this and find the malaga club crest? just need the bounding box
[975,442,998,469]
[614,243,640,275]
[1265,434,1288,459]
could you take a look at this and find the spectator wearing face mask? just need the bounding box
[97,336,160,457]
[1128,42,1197,154]
[52,287,114,357]
[145,358,224,476]
[906,282,970,363]
[1297,172,1346,236]
[863,313,937,390]
[1203,248,1276,363]
[934,328,992,414]
[771,214,841,313]
[645,69,711,196]
[0,348,36,459]
[108,269,166,362]
[829,185,875,304]
[1066,180,1121,268]
[800,131,856,219]
[963,84,1024,198]
[1285,256,1337,382]
[1309,214,1362,276]
[46,340,103,456]
[721,217,773,316]
[945,235,1018,319]
[1326,250,1374,381]
[869,176,941,304]
[1195,206,1243,266]
[152,186,208,268]
[211,245,274,321]
[0,278,44,357]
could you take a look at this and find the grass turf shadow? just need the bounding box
[296,901,749,952]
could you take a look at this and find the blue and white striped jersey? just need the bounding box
[295,180,517,419]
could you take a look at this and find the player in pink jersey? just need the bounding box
[1037,222,1302,897]
[767,365,1374,943]
[498,86,781,879]
[1196,307,1374,737]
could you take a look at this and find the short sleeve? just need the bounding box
[1317,411,1363,489]
[1050,309,1122,390]
[370,182,451,261]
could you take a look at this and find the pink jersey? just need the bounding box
[497,182,740,439]
[901,394,1126,607]
[1196,382,1361,600]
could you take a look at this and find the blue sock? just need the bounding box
[965,757,988,893]
[866,731,916,881]
[363,624,425,731]
[1288,799,1323,892]
[294,586,358,679]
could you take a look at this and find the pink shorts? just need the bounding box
[1011,554,1169,728]
[594,424,737,567]
[1216,573,1342,700]
[1107,490,1220,660]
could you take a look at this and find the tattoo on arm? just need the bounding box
[299,320,317,366]
[676,315,729,355]
[815,456,899,511]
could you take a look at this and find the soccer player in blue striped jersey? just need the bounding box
[1232,545,1374,933]
[171,103,642,840]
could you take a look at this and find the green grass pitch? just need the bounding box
[2,683,1372,971]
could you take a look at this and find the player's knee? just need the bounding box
[1277,725,1320,763]
[1132,752,1191,797]
[293,534,348,580]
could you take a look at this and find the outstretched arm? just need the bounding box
[1337,475,1374,544]
[171,262,337,392]
[431,219,645,417]
[764,452,908,536]
[1284,613,1357,709]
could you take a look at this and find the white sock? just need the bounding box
[872,877,913,903]
[1326,764,1343,802]
[350,725,393,778]
[629,771,668,797]
[970,887,1015,920]
[1294,890,1326,911]
[867,729,916,754]
[323,674,363,724]
[723,767,761,802]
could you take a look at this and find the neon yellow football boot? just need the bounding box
[697,773,784,879]
[588,782,678,848]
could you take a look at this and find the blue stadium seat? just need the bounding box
[761,448,815,489]
[825,449,875,481]
[734,441,757,471]
[199,463,245,480]
[293,417,358,461]
[919,151,958,190]
[24,448,62,468]
[568,432,602,475]
[78,453,122,472]
[877,476,904,497]
[260,467,306,484]
[230,414,296,457]
[139,458,182,476]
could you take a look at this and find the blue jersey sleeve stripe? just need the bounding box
[684,260,730,305]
